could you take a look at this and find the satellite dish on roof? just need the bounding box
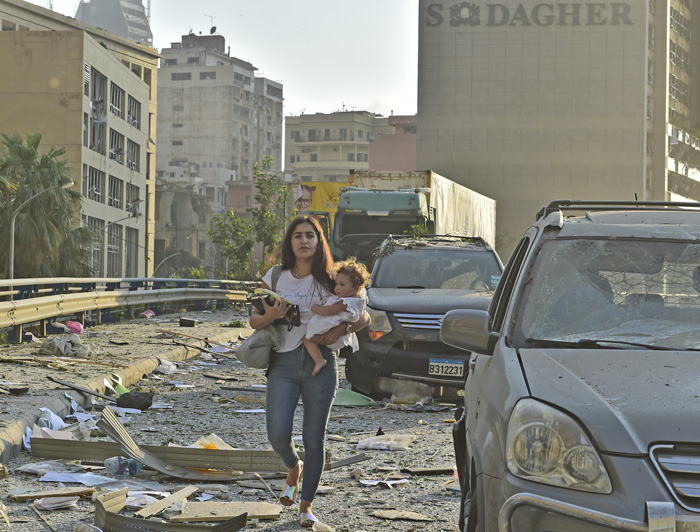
[210,26,217,34]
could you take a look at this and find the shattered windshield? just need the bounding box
[512,238,700,350]
[373,248,501,290]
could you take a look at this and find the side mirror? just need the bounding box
[440,309,497,356]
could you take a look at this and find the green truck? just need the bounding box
[332,170,496,264]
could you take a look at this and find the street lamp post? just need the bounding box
[9,178,74,297]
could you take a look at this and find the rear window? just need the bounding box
[373,248,501,290]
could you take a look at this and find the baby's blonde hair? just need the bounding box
[334,257,370,288]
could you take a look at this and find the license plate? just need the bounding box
[429,358,465,377]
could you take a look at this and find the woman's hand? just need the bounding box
[262,297,290,322]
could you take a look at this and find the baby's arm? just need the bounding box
[311,300,348,317]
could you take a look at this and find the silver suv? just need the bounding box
[346,235,502,398]
[444,200,700,532]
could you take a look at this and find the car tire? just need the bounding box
[345,352,375,397]
[464,491,478,532]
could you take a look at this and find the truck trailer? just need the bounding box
[332,170,496,263]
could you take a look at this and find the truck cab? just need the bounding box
[333,188,433,263]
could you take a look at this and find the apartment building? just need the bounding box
[74,0,152,47]
[416,0,700,257]
[0,0,159,277]
[155,33,283,276]
[284,111,394,182]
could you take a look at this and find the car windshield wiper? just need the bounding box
[524,338,674,350]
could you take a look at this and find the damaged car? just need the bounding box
[444,200,700,532]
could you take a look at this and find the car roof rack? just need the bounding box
[536,199,700,220]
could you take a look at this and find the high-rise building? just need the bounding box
[285,111,394,182]
[74,0,152,47]
[416,0,700,257]
[155,33,283,276]
[0,0,159,277]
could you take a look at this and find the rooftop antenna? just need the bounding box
[46,0,53,9]
[145,0,151,25]
[205,14,216,32]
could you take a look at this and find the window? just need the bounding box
[646,130,654,155]
[339,128,348,141]
[404,125,417,134]
[199,71,216,80]
[290,155,295,164]
[324,129,331,141]
[171,72,192,81]
[187,56,199,64]
[83,113,89,147]
[87,216,103,274]
[106,223,121,277]
[83,62,90,96]
[172,123,184,128]
[358,130,364,138]
[109,130,124,163]
[648,61,654,85]
[164,58,177,66]
[234,72,243,83]
[648,24,654,50]
[126,184,140,209]
[310,153,318,162]
[108,175,123,209]
[348,153,355,162]
[88,167,105,202]
[172,104,184,111]
[127,96,141,129]
[647,96,653,120]
[126,140,140,171]
[110,83,124,118]
[670,74,689,105]
[670,7,691,40]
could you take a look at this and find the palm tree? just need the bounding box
[0,133,95,278]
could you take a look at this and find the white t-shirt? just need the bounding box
[261,267,332,353]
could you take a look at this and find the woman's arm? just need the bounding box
[310,310,370,345]
[249,281,290,330]
[311,300,347,316]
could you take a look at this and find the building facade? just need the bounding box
[416,0,700,257]
[155,33,283,277]
[74,0,152,47]
[369,114,418,171]
[284,111,394,182]
[0,0,159,277]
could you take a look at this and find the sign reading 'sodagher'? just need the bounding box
[425,1,633,27]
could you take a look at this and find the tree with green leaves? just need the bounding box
[249,155,290,263]
[0,133,95,279]
[208,156,290,280]
[208,209,255,279]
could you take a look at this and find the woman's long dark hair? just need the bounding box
[279,215,335,294]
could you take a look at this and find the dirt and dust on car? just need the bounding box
[345,235,503,401]
[443,200,700,532]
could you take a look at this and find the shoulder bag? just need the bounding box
[236,266,284,369]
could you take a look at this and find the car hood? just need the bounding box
[520,349,700,454]
[368,288,492,314]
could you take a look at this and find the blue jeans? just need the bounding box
[266,344,338,503]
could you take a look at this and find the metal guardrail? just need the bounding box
[0,276,258,341]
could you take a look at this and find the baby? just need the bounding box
[303,258,370,376]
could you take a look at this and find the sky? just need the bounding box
[28,0,419,119]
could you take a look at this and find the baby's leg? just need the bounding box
[302,337,327,376]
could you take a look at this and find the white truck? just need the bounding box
[333,170,496,263]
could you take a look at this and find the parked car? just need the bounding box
[345,235,503,398]
[444,200,700,532]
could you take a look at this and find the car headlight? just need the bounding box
[367,307,392,340]
[506,398,612,494]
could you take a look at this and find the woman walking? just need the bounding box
[249,215,369,527]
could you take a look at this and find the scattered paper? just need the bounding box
[359,479,410,489]
[34,496,80,510]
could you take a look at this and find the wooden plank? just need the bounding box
[9,487,96,502]
[329,453,370,469]
[171,501,281,523]
[402,466,455,476]
[135,485,198,518]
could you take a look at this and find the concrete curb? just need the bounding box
[0,328,244,463]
